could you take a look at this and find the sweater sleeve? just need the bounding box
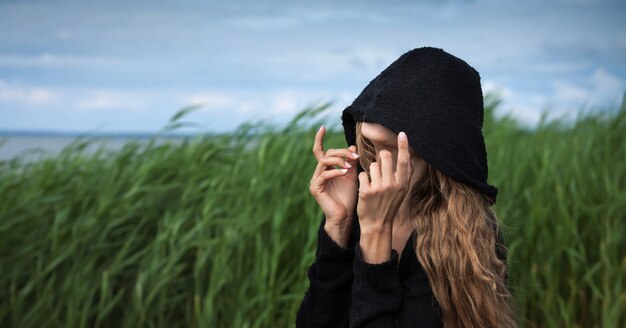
[296,214,358,328]
[349,245,442,328]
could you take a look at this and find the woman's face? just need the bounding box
[360,121,427,180]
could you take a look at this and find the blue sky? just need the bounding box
[1,0,625,133]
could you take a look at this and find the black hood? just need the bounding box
[341,46,498,205]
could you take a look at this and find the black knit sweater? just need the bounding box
[295,212,445,328]
[296,212,507,327]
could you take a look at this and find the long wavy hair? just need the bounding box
[355,121,517,328]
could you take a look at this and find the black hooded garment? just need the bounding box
[295,47,507,327]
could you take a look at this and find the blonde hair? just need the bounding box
[355,121,517,327]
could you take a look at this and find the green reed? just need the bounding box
[0,94,624,327]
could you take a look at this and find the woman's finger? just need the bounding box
[312,167,349,190]
[318,167,349,181]
[313,155,353,178]
[312,125,325,161]
[395,132,410,183]
[326,148,360,161]
[380,149,394,187]
[358,171,370,194]
[369,162,381,189]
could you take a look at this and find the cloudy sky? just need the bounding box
[1,0,625,134]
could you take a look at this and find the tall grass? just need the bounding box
[0,95,624,327]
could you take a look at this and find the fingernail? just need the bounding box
[352,153,360,158]
[399,132,407,140]
[319,124,324,131]
[345,162,352,168]
[339,168,348,173]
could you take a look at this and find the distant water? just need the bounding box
[0,135,190,162]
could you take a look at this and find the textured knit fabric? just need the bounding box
[296,212,444,328]
[341,46,499,205]
[295,212,508,327]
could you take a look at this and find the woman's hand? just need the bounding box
[357,131,414,263]
[309,125,360,248]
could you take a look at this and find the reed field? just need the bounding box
[0,93,624,327]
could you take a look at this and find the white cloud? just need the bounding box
[0,79,57,105]
[0,53,125,68]
[220,8,405,31]
[480,80,544,126]
[490,67,625,128]
[504,104,546,127]
[270,90,301,115]
[589,67,625,103]
[266,88,357,117]
[531,62,589,73]
[483,80,513,99]
[229,47,400,82]
[346,48,399,71]
[556,0,599,4]
[53,29,74,40]
[551,67,625,107]
[181,91,256,115]
[77,91,147,111]
[552,80,590,104]
[182,88,348,119]
[225,15,301,30]
[187,92,236,108]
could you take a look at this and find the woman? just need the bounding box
[296,47,516,327]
